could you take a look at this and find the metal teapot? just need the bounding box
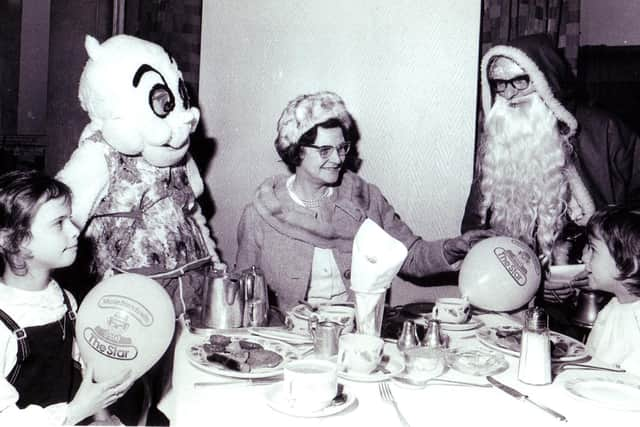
[201,265,244,328]
[241,265,270,327]
[572,289,613,328]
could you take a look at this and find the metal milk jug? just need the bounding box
[241,265,270,327]
[308,317,344,358]
[201,267,244,328]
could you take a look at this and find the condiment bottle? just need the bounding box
[517,307,552,385]
[397,320,419,352]
[421,319,447,348]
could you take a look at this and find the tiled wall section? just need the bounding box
[481,0,581,72]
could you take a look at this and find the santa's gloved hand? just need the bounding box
[443,229,497,264]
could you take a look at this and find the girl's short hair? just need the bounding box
[0,170,72,276]
[586,206,640,292]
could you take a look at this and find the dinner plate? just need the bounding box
[248,327,314,345]
[187,333,298,379]
[337,352,404,382]
[476,325,588,362]
[562,372,640,411]
[415,314,484,331]
[265,383,356,418]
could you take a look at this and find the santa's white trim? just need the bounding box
[480,45,578,138]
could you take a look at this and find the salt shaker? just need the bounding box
[397,320,419,352]
[518,307,552,385]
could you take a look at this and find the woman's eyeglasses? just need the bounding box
[489,75,530,93]
[301,142,351,159]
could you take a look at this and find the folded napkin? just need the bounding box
[350,219,408,334]
[350,219,408,292]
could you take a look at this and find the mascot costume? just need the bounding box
[57,34,218,424]
[57,34,218,318]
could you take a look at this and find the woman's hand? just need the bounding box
[65,366,134,425]
[443,229,497,264]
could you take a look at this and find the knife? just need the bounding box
[486,376,567,422]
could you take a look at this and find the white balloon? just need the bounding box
[75,273,175,382]
[459,236,541,312]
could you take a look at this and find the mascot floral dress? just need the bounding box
[57,35,218,316]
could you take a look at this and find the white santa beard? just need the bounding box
[479,94,569,257]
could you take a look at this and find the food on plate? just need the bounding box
[247,349,283,368]
[200,334,283,372]
[207,352,251,372]
[493,328,577,358]
[239,340,264,350]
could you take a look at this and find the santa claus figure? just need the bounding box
[462,34,640,306]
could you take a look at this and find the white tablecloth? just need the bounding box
[158,314,640,426]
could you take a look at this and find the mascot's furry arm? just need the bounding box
[184,154,219,258]
[56,125,110,230]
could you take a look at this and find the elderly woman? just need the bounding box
[236,91,490,313]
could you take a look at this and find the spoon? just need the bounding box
[374,354,392,375]
[331,383,348,406]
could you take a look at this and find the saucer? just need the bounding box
[264,383,356,417]
[338,352,404,382]
[415,314,483,331]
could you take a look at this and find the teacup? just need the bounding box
[283,359,337,411]
[403,346,446,384]
[432,297,471,324]
[337,333,384,374]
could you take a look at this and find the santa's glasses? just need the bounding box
[489,75,530,93]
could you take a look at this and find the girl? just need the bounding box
[582,206,640,375]
[0,170,132,425]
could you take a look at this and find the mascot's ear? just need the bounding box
[84,35,102,60]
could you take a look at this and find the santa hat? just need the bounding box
[275,91,353,151]
[480,34,578,138]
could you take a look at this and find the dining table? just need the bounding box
[157,312,640,426]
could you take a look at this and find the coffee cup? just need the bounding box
[283,359,337,412]
[432,297,471,324]
[337,333,384,374]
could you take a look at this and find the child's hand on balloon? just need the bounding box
[65,365,133,425]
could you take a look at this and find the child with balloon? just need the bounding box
[581,207,640,375]
[0,170,133,425]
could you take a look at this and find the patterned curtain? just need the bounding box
[481,0,581,72]
[127,0,203,101]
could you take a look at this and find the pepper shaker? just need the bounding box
[397,320,419,352]
[422,319,448,348]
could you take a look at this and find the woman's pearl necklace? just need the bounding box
[298,188,331,208]
[286,176,332,209]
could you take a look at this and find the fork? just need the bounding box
[379,382,411,427]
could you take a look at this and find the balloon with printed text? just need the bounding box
[75,273,175,382]
[458,236,541,312]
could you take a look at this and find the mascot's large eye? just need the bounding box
[179,79,191,109]
[149,84,175,118]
